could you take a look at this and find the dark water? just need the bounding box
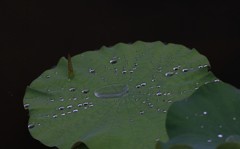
[2,1,240,148]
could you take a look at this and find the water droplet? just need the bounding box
[129,70,134,73]
[136,85,141,88]
[233,117,237,120]
[89,68,95,73]
[73,109,78,113]
[203,111,208,115]
[83,102,89,106]
[46,75,50,78]
[82,89,89,94]
[69,88,76,92]
[207,139,212,143]
[218,134,223,138]
[141,82,147,86]
[110,58,117,64]
[24,103,30,109]
[59,97,64,102]
[67,105,73,109]
[50,99,54,102]
[165,72,174,77]
[214,79,220,82]
[156,91,162,96]
[78,103,83,107]
[139,111,144,115]
[204,64,209,68]
[94,84,129,98]
[28,124,35,129]
[173,66,180,71]
[73,97,78,100]
[61,113,66,116]
[198,65,204,69]
[182,68,189,72]
[58,106,64,110]
[53,114,58,118]
[122,70,127,74]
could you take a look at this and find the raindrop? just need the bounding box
[136,85,141,88]
[89,103,94,107]
[198,65,204,69]
[141,82,147,86]
[89,68,95,73]
[73,109,78,113]
[110,58,117,64]
[203,111,208,115]
[156,91,162,96]
[59,97,64,102]
[83,102,89,106]
[122,70,127,74]
[82,89,89,94]
[61,113,66,116]
[139,111,144,115]
[78,103,83,107]
[165,72,174,77]
[28,124,35,129]
[162,110,167,113]
[69,87,76,92]
[53,114,58,118]
[207,139,212,143]
[204,64,209,68]
[67,105,73,109]
[218,134,223,138]
[214,79,220,82]
[173,66,180,71]
[58,106,64,110]
[24,103,30,109]
[94,84,129,98]
[182,68,189,72]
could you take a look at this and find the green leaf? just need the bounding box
[23,41,217,149]
[163,82,240,149]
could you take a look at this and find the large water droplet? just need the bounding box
[94,84,129,98]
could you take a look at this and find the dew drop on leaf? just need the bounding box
[94,84,129,98]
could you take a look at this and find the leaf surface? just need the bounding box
[23,41,217,149]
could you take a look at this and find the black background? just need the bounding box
[2,1,240,148]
